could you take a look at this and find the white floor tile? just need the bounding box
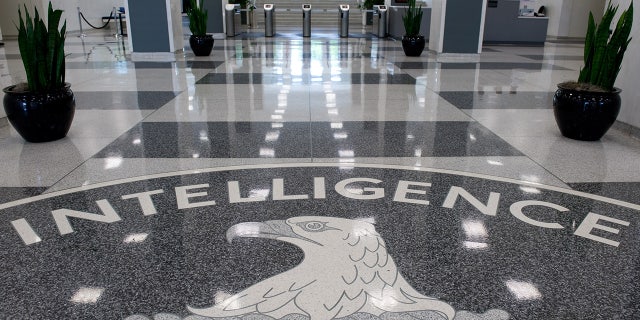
[0,136,115,187]
[466,109,559,137]
[504,131,640,183]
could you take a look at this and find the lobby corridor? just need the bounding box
[1,27,640,319]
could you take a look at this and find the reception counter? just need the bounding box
[483,0,548,45]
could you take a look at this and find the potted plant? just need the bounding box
[247,0,257,29]
[2,2,75,143]
[358,0,384,25]
[553,1,633,141]
[187,0,214,56]
[230,0,249,25]
[402,0,425,57]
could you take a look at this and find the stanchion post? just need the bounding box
[112,7,120,38]
[77,7,86,37]
[118,8,126,37]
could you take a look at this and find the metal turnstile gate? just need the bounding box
[372,5,387,38]
[339,5,349,38]
[302,4,311,37]
[264,4,275,37]
[225,4,241,37]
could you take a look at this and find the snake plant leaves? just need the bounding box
[578,1,633,91]
[16,2,67,92]
[403,0,423,36]
[188,0,208,36]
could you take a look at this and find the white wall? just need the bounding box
[51,0,124,33]
[610,0,640,129]
[0,0,45,38]
[566,0,604,37]
[0,0,120,37]
[557,0,574,36]
[428,0,445,53]
[538,0,575,36]
[540,1,562,36]
[168,0,185,52]
[540,0,604,37]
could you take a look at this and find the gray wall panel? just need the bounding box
[484,0,548,45]
[443,0,484,53]
[128,0,171,52]
[204,0,224,33]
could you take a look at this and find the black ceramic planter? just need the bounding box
[3,83,75,143]
[553,83,621,141]
[189,34,214,56]
[402,35,425,57]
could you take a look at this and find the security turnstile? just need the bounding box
[225,4,241,37]
[302,4,311,37]
[339,5,349,38]
[372,5,387,38]
[264,4,275,37]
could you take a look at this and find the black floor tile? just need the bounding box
[196,73,264,84]
[311,121,523,157]
[569,182,640,205]
[351,73,416,85]
[94,121,522,159]
[439,91,555,109]
[94,122,312,158]
[195,73,413,85]
[184,61,224,69]
[74,91,180,110]
[394,61,571,70]
[0,187,47,204]
[518,54,584,61]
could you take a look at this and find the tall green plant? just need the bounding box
[359,0,385,10]
[402,0,423,36]
[188,0,208,36]
[578,1,633,91]
[17,2,66,92]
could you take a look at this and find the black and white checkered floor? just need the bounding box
[1,27,640,319]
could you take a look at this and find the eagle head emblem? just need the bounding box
[188,216,508,320]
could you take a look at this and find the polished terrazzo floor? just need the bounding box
[2,27,640,198]
[1,25,640,319]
